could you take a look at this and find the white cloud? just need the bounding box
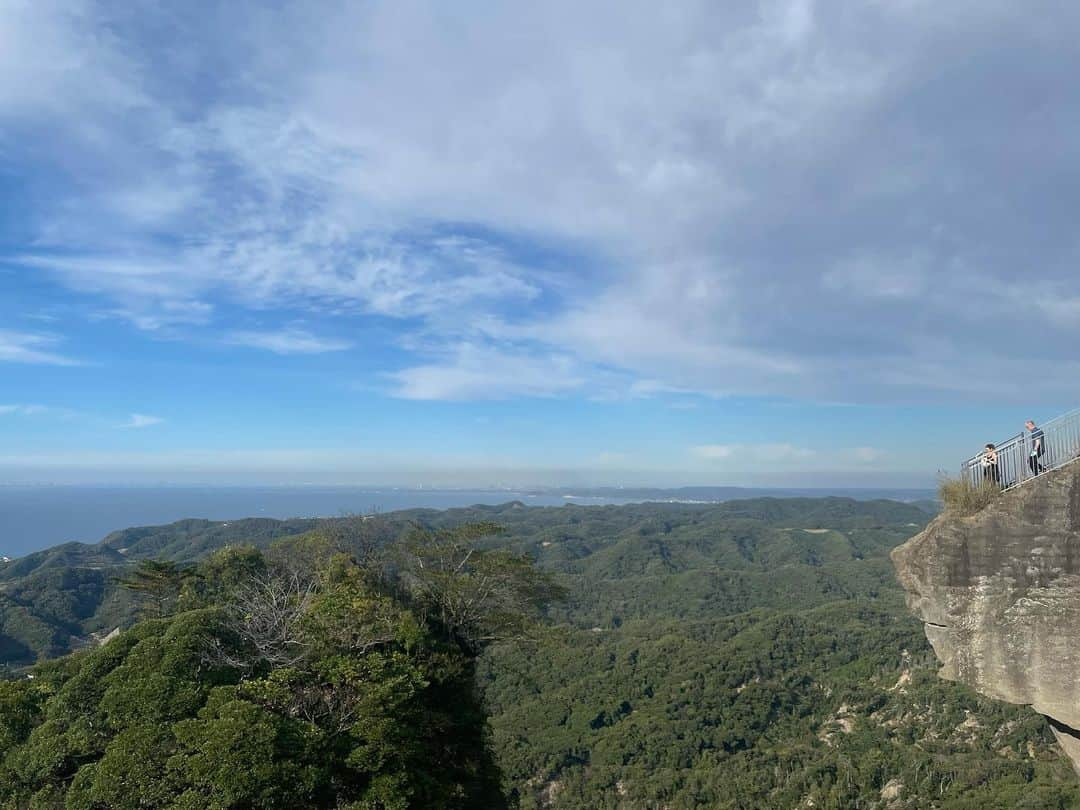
[693,444,736,460]
[121,413,164,429]
[226,328,352,355]
[0,404,46,417]
[692,443,816,464]
[17,233,538,332]
[823,254,929,299]
[0,404,170,429]
[594,452,630,466]
[694,443,897,469]
[0,330,80,366]
[0,404,83,419]
[851,446,884,463]
[15,254,214,331]
[0,0,145,124]
[5,1,1080,404]
[389,344,585,400]
[516,262,805,399]
[1035,293,1080,329]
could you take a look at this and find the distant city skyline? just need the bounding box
[3,2,1079,485]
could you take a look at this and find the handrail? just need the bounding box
[962,407,1080,491]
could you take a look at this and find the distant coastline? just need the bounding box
[0,484,936,559]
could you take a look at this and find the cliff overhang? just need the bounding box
[892,463,1080,773]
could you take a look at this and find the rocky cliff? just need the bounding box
[892,462,1080,773]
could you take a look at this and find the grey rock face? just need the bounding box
[891,463,1080,773]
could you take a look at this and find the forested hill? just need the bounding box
[0,498,911,669]
[0,518,319,664]
[468,498,1080,807]
[2,497,1079,806]
[0,498,923,667]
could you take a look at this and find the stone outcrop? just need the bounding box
[891,462,1080,773]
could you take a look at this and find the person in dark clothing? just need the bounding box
[1026,420,1046,475]
[981,443,1001,485]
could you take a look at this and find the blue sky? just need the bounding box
[2,0,1080,487]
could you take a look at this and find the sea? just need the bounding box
[0,486,640,558]
[0,484,935,559]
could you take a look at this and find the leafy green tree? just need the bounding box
[115,560,193,618]
[0,524,560,808]
[178,545,266,610]
[170,690,326,809]
[396,523,566,653]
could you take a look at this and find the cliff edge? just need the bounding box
[892,462,1080,773]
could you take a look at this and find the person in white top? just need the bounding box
[980,443,1000,485]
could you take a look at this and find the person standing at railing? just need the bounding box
[981,443,1001,485]
[1025,420,1046,475]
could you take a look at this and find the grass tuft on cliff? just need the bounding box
[938,474,999,516]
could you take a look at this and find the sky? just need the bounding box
[2,0,1080,488]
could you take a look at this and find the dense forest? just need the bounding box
[0,523,558,807]
[1,498,1078,807]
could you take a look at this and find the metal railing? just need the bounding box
[962,408,1080,491]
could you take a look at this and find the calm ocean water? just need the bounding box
[0,486,637,558]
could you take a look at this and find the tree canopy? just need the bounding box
[2,499,1079,807]
[0,523,558,809]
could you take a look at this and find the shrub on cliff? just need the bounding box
[938,475,999,516]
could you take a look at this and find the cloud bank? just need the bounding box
[4,0,1080,403]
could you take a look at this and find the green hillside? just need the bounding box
[1,497,1078,807]
[0,499,922,668]
[0,519,321,667]
[460,498,1080,808]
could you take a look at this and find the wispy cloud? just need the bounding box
[851,446,884,464]
[4,1,1080,405]
[692,443,893,469]
[226,328,352,355]
[120,413,164,429]
[0,404,50,416]
[693,444,736,460]
[692,444,816,464]
[0,330,80,366]
[0,404,165,429]
[389,344,585,400]
[593,452,630,466]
